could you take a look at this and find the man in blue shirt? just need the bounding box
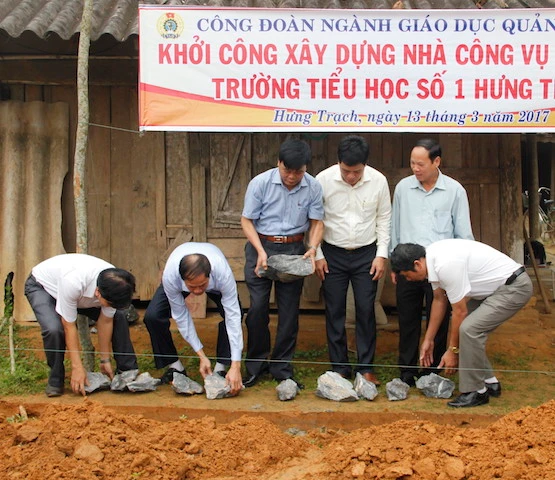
[241,139,324,388]
[390,138,474,386]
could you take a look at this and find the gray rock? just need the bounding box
[416,372,456,398]
[126,372,162,392]
[354,372,379,401]
[276,378,300,401]
[315,371,359,402]
[172,372,204,395]
[84,372,111,394]
[204,373,232,399]
[110,369,139,391]
[386,377,411,401]
[258,254,314,283]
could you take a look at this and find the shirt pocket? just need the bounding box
[293,201,310,227]
[432,211,453,235]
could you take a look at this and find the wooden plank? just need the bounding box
[382,132,404,168]
[192,164,207,242]
[438,134,463,168]
[209,237,246,281]
[24,85,43,101]
[166,132,192,227]
[499,134,523,260]
[159,229,193,270]
[110,86,164,299]
[87,86,111,261]
[466,184,482,241]
[0,58,137,86]
[480,183,501,249]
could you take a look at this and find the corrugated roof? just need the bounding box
[1,0,554,42]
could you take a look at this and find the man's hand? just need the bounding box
[226,362,243,395]
[255,251,268,277]
[369,256,386,281]
[419,338,435,368]
[315,258,328,281]
[198,356,212,378]
[70,365,88,396]
[438,350,459,375]
[100,361,114,380]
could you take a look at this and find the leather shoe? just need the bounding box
[243,372,267,388]
[45,384,64,397]
[448,391,489,408]
[400,374,416,387]
[362,372,381,386]
[159,367,185,385]
[486,382,501,398]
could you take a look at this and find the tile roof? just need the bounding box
[1,0,553,42]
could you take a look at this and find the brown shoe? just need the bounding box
[362,372,381,386]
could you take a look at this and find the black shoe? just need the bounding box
[215,370,227,378]
[448,391,489,408]
[159,367,185,384]
[45,384,64,397]
[243,372,266,388]
[486,382,502,398]
[400,374,416,387]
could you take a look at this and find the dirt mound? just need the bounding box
[1,398,554,479]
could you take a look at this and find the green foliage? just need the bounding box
[0,325,49,395]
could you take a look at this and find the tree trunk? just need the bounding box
[75,0,95,370]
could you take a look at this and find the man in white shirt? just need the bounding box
[144,242,243,395]
[24,254,138,397]
[315,135,391,385]
[390,239,533,407]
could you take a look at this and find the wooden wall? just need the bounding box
[3,81,523,313]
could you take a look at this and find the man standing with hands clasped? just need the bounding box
[315,135,391,385]
[241,138,324,389]
[390,239,533,407]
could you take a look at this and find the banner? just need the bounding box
[138,7,555,132]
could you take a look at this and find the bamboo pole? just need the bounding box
[523,222,551,314]
[74,0,95,369]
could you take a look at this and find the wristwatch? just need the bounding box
[448,346,460,354]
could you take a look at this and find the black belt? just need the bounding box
[323,241,376,254]
[505,266,526,285]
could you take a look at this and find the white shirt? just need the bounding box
[315,164,391,259]
[162,242,243,361]
[32,254,116,322]
[426,239,521,303]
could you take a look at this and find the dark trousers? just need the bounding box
[244,239,305,380]
[24,274,138,388]
[396,275,450,378]
[143,283,233,369]
[322,242,378,377]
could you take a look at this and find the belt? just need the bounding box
[323,241,375,253]
[505,266,526,285]
[258,233,304,244]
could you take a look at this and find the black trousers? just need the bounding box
[244,239,305,380]
[322,242,378,377]
[396,275,450,378]
[24,274,138,388]
[143,283,233,369]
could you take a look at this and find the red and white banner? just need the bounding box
[139,7,555,132]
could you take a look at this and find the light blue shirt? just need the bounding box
[162,243,243,361]
[242,168,324,235]
[390,170,474,251]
